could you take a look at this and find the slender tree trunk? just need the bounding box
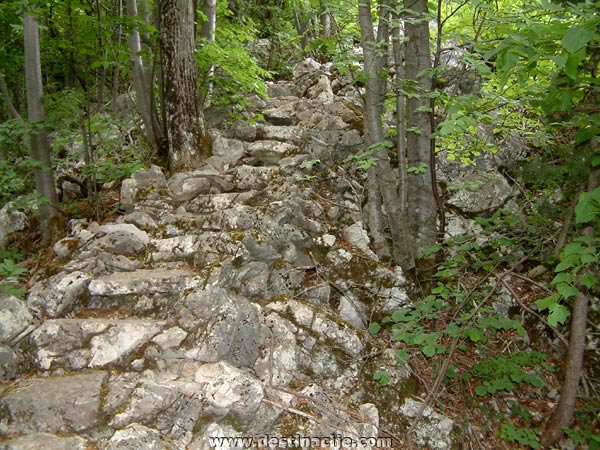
[0,73,22,121]
[127,0,162,151]
[405,0,437,267]
[200,0,216,106]
[159,0,210,172]
[358,0,413,269]
[111,0,124,111]
[542,167,599,446]
[392,13,407,213]
[23,9,62,238]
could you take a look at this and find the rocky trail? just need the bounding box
[0,60,519,450]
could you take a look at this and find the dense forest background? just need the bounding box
[0,0,599,448]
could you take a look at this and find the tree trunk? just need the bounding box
[358,0,414,269]
[200,0,217,105]
[23,9,62,239]
[158,0,210,172]
[0,73,22,121]
[542,167,599,446]
[127,0,163,151]
[405,0,437,265]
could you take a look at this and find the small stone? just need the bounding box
[0,295,36,345]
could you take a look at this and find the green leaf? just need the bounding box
[548,303,570,327]
[537,294,560,312]
[556,283,578,299]
[475,385,488,396]
[395,349,409,364]
[581,253,597,264]
[552,272,573,284]
[562,26,597,54]
[555,259,576,272]
[421,344,438,357]
[580,273,596,289]
[368,322,381,335]
[575,191,597,224]
[373,370,390,386]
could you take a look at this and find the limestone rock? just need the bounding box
[254,313,297,385]
[195,361,264,420]
[105,423,168,450]
[343,222,377,259]
[399,398,456,450]
[168,173,211,202]
[232,165,277,190]
[0,295,36,346]
[180,287,262,367]
[212,135,245,166]
[0,371,107,435]
[90,223,150,256]
[88,268,192,298]
[88,269,193,316]
[447,170,513,214]
[256,124,305,145]
[149,235,198,262]
[246,140,298,165]
[121,165,167,210]
[29,319,166,370]
[0,202,27,249]
[120,211,158,230]
[152,326,187,350]
[27,271,92,318]
[0,344,28,380]
[186,191,258,214]
[0,433,88,450]
[229,120,257,142]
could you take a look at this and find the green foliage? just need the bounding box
[197,3,270,109]
[373,369,390,386]
[0,256,28,298]
[343,148,379,171]
[500,421,540,449]
[536,190,599,327]
[465,351,546,396]
[564,399,600,450]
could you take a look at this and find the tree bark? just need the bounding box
[542,167,599,446]
[158,0,210,172]
[200,0,217,106]
[358,0,413,269]
[24,8,62,238]
[0,72,22,121]
[404,0,437,265]
[127,0,163,151]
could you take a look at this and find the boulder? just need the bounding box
[0,433,88,450]
[27,271,92,318]
[0,203,27,249]
[195,361,264,420]
[105,424,168,450]
[0,371,107,435]
[0,295,36,346]
[29,319,166,370]
[399,398,457,450]
[447,170,513,214]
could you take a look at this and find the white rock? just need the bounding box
[195,361,264,419]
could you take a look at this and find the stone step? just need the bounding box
[87,268,197,317]
[244,140,299,165]
[256,124,306,145]
[0,371,107,436]
[185,191,258,214]
[149,232,240,266]
[172,205,259,233]
[29,318,168,370]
